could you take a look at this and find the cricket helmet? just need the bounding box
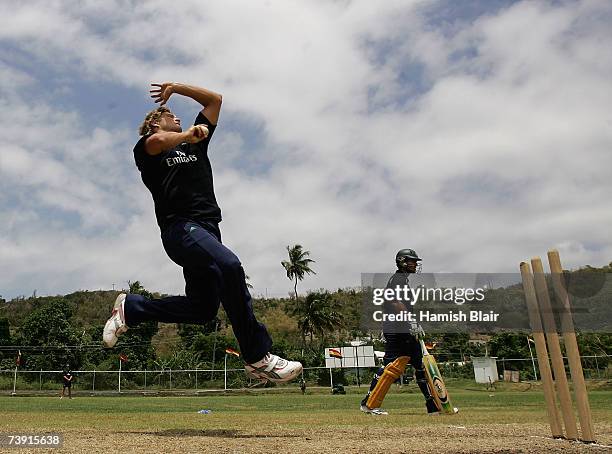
[396,248,422,273]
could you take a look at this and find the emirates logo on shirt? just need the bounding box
[166,149,198,167]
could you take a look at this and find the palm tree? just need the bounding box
[281,244,316,300]
[294,291,343,346]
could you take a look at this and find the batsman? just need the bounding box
[360,249,458,416]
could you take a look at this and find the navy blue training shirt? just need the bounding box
[133,113,221,230]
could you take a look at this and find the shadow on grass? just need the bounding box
[132,429,301,438]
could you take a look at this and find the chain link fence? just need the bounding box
[1,355,609,393]
[0,366,332,393]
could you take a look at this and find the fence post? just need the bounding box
[39,369,42,391]
[92,369,95,393]
[144,369,147,390]
[195,368,198,390]
[12,366,17,395]
[170,369,172,389]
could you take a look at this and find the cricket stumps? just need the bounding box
[519,249,595,443]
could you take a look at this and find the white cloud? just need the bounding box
[0,0,611,300]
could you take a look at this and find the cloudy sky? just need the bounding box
[1,0,610,300]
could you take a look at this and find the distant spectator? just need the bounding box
[60,369,73,399]
[300,378,306,395]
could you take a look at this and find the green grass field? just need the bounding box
[1,383,611,453]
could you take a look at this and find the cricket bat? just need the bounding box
[420,338,457,414]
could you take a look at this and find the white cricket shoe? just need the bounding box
[103,293,128,348]
[244,353,303,383]
[360,405,388,415]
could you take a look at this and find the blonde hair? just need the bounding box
[138,106,171,136]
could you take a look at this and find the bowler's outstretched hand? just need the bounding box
[150,82,174,105]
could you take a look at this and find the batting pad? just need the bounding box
[366,356,409,409]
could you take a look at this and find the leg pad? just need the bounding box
[365,356,409,409]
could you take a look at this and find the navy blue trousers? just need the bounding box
[123,218,272,364]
